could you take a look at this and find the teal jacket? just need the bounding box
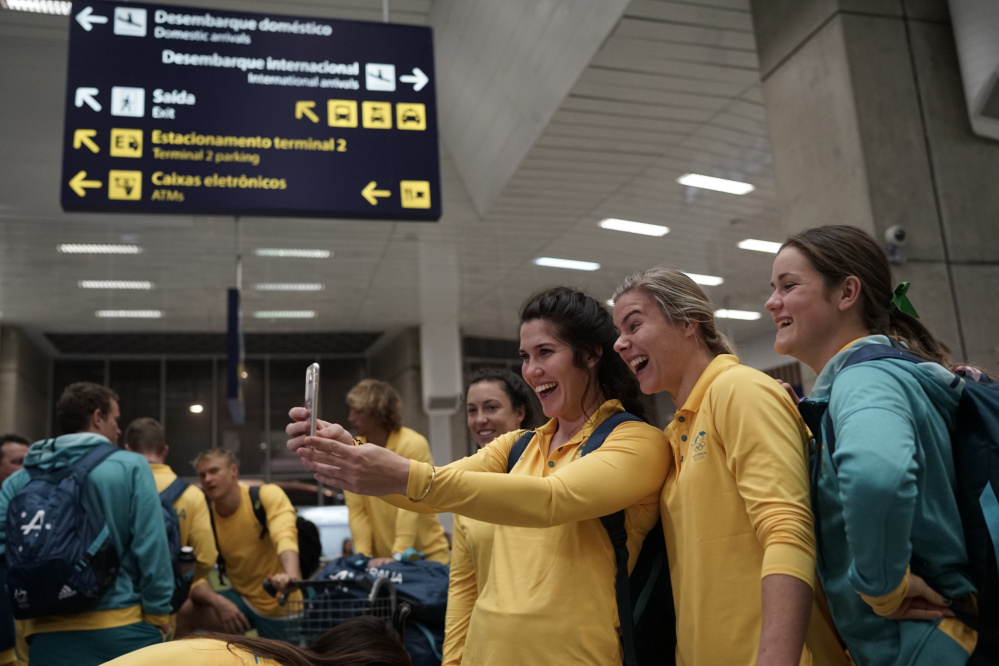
[807,336,975,665]
[0,433,174,617]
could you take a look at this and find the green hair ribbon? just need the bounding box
[889,281,919,318]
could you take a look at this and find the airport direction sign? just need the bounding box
[61,1,441,221]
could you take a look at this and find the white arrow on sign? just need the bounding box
[75,88,101,112]
[399,68,429,92]
[75,6,108,31]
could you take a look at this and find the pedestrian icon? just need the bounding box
[396,103,426,131]
[110,87,144,118]
[108,170,142,200]
[362,101,392,129]
[327,100,358,128]
[365,64,396,92]
[113,7,147,36]
[110,129,142,158]
[400,180,431,209]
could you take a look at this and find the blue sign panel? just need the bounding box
[61,1,440,220]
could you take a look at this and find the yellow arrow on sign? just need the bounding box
[296,101,319,123]
[73,129,99,153]
[69,171,102,197]
[361,181,391,206]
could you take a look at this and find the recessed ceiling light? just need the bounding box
[254,248,331,259]
[253,283,324,292]
[95,310,162,318]
[189,404,204,414]
[78,280,153,290]
[253,310,316,319]
[59,244,143,254]
[677,174,754,195]
[1,0,71,15]
[606,299,615,308]
[715,309,761,321]
[684,272,724,286]
[738,239,782,254]
[534,257,600,272]
[598,218,669,237]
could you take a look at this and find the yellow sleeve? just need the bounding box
[180,485,218,589]
[405,423,669,527]
[442,517,477,666]
[345,490,375,556]
[714,368,817,587]
[259,484,299,554]
[860,567,910,616]
[390,429,434,553]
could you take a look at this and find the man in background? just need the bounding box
[0,433,28,665]
[0,435,29,487]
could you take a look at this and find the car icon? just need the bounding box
[334,105,352,121]
[371,110,385,123]
[401,109,420,124]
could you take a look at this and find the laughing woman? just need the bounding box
[611,267,848,666]
[287,287,669,665]
[765,225,977,665]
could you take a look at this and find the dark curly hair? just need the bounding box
[519,286,647,422]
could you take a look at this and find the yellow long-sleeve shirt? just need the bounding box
[212,484,301,617]
[399,400,669,665]
[101,637,280,665]
[663,355,848,666]
[441,515,493,666]
[345,426,450,564]
[149,464,217,591]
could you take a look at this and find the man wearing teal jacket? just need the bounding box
[0,382,173,666]
[808,336,977,665]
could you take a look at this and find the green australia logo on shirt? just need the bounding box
[692,431,707,461]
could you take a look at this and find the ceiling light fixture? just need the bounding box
[95,310,162,318]
[715,309,761,321]
[253,310,316,319]
[678,173,755,195]
[534,257,600,272]
[189,404,204,414]
[684,272,724,286]
[598,218,669,237]
[59,244,143,254]
[78,280,153,290]
[253,283,324,292]
[738,239,782,254]
[254,248,331,259]
[1,0,71,15]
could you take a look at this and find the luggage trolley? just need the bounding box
[264,577,411,647]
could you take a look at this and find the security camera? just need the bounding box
[884,225,907,247]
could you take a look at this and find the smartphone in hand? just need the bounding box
[305,362,320,437]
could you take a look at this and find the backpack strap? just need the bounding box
[505,429,536,473]
[67,442,119,478]
[159,477,189,506]
[205,496,227,584]
[249,485,269,539]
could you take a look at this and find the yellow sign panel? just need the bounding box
[400,180,431,209]
[396,103,426,131]
[362,101,393,129]
[108,170,142,200]
[327,100,358,128]
[110,128,143,158]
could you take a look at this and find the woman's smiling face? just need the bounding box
[519,318,596,424]
[466,380,525,447]
[613,288,691,397]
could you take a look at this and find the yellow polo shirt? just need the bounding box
[345,426,450,564]
[663,355,848,666]
[149,464,217,591]
[403,400,669,665]
[442,515,493,666]
[101,637,280,665]
[211,484,301,617]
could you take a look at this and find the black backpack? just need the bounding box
[798,343,999,664]
[208,485,322,581]
[507,412,676,666]
[5,442,121,619]
[159,477,191,612]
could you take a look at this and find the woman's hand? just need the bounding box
[286,407,411,496]
[886,574,955,621]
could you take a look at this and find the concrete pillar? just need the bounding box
[751,0,999,368]
[0,327,52,441]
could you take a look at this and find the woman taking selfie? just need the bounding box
[611,267,848,666]
[765,225,977,664]
[444,368,535,666]
[287,286,669,665]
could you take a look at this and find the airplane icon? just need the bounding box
[365,63,396,92]
[113,7,147,36]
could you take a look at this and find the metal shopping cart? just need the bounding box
[264,577,411,647]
